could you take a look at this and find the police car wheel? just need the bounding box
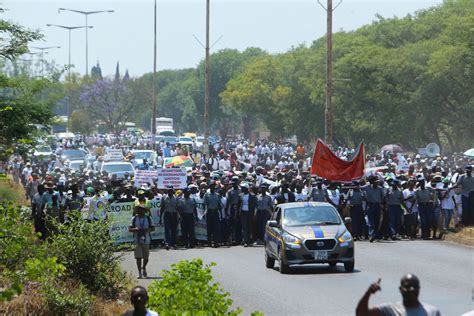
[265,252,275,269]
[278,249,290,274]
[344,260,355,272]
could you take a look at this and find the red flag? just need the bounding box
[310,139,365,182]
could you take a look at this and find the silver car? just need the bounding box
[264,202,354,274]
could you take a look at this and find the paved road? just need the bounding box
[121,240,473,315]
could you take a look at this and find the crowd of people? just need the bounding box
[6,134,474,253]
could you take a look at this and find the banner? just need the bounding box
[106,198,208,243]
[310,139,365,182]
[134,170,158,188]
[157,168,187,189]
[106,202,135,243]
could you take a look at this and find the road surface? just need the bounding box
[121,240,473,315]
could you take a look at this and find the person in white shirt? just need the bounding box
[294,185,307,202]
[439,178,455,231]
[403,179,418,240]
[218,155,231,171]
[207,153,219,171]
[248,153,258,166]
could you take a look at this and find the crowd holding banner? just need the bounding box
[6,132,474,250]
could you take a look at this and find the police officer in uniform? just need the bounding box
[362,176,385,242]
[179,188,197,248]
[385,179,405,240]
[204,183,222,247]
[160,186,179,250]
[415,177,435,240]
[256,183,274,244]
[310,179,327,202]
[226,178,241,245]
[347,181,365,240]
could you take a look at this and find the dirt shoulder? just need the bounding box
[444,227,474,247]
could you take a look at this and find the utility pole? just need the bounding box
[152,0,158,150]
[204,0,210,157]
[318,0,341,147]
[192,0,222,157]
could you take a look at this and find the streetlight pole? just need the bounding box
[46,24,93,78]
[58,8,114,76]
[30,46,60,77]
[152,0,157,150]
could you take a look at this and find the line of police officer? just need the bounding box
[157,179,276,249]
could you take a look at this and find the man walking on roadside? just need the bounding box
[356,274,441,316]
[129,205,155,279]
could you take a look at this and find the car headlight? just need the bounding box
[338,230,352,244]
[282,233,302,249]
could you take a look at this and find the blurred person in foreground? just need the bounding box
[122,285,158,316]
[356,274,441,316]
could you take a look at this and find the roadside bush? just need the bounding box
[49,211,128,299]
[43,280,94,315]
[0,204,57,301]
[147,258,242,315]
[0,180,28,206]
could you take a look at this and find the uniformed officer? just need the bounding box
[160,186,179,250]
[204,183,222,247]
[385,179,405,240]
[310,179,327,202]
[256,184,274,244]
[415,177,435,240]
[226,178,241,245]
[362,176,385,242]
[179,188,197,248]
[347,181,365,240]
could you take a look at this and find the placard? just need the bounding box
[157,168,187,189]
[134,170,158,188]
[105,148,124,161]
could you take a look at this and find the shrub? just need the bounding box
[0,180,28,206]
[148,258,242,315]
[49,211,129,299]
[43,280,94,315]
[0,204,56,301]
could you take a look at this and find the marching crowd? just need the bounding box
[6,135,474,252]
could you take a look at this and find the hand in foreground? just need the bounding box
[368,278,382,295]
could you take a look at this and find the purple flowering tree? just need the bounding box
[80,79,138,135]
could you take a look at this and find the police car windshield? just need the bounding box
[283,206,341,227]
